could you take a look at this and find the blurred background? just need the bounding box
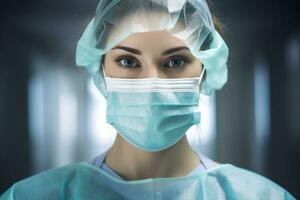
[0,0,299,198]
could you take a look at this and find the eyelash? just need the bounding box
[115,55,191,70]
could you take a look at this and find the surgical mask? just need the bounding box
[103,66,205,152]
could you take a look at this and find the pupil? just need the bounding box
[126,59,132,66]
[174,60,179,66]
[172,59,181,68]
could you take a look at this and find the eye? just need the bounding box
[164,56,189,70]
[116,56,140,69]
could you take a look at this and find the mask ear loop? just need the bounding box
[101,63,107,90]
[199,66,206,93]
[102,63,106,77]
[194,66,206,149]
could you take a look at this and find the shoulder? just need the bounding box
[205,163,296,200]
[0,162,90,200]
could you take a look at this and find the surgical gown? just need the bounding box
[0,150,296,200]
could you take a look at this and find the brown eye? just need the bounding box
[116,56,140,69]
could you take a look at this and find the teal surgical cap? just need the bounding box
[76,0,229,98]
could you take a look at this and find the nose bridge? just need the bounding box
[142,60,167,78]
[144,63,159,78]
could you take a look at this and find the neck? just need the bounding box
[105,134,201,180]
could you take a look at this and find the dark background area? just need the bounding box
[1,0,300,198]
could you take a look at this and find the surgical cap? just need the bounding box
[76,0,229,98]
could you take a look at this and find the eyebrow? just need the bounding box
[111,45,190,55]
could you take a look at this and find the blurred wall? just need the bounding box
[215,1,300,196]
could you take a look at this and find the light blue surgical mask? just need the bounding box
[103,67,206,152]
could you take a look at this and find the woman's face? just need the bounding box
[102,30,203,78]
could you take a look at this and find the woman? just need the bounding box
[0,0,296,199]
